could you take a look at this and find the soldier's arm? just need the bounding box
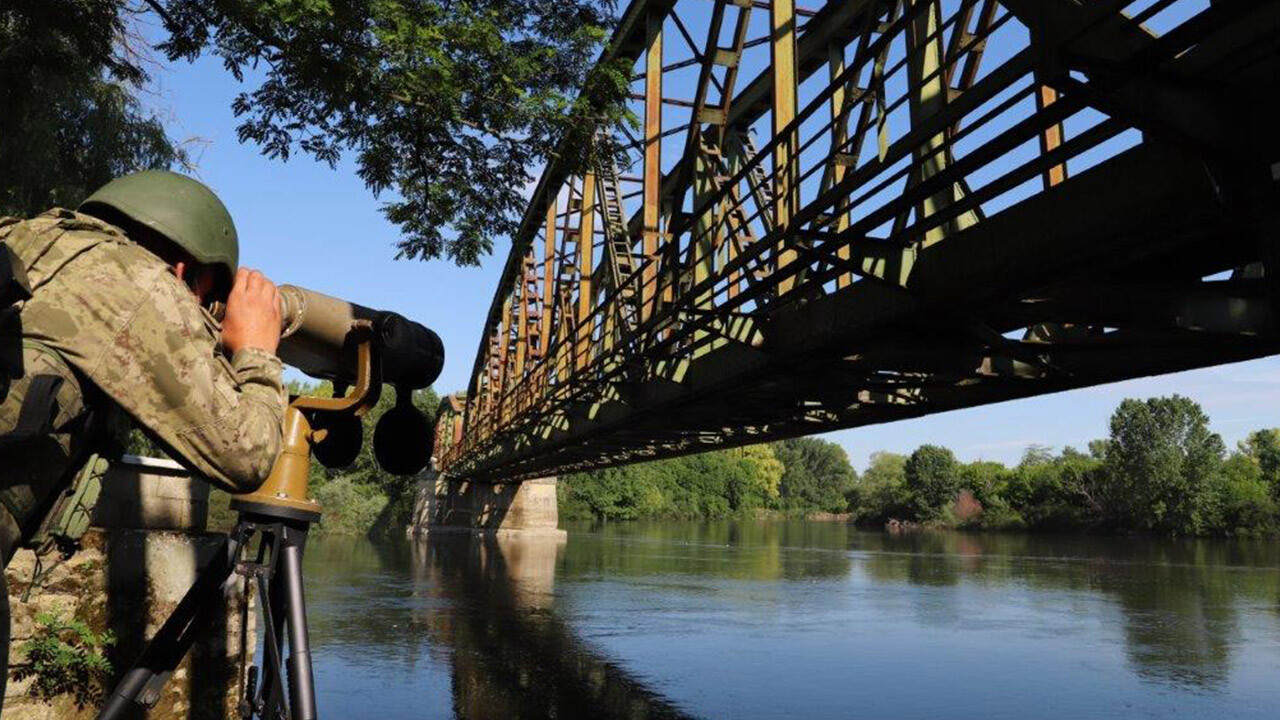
[92,271,286,493]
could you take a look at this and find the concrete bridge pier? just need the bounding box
[407,472,565,539]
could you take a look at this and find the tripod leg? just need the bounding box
[279,523,317,720]
[96,529,245,720]
[253,527,292,718]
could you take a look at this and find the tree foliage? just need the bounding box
[904,444,962,520]
[854,452,910,524]
[3,1,628,262]
[1103,395,1225,534]
[772,437,857,514]
[847,395,1279,537]
[0,0,184,216]
[1239,428,1280,500]
[561,439,856,522]
[149,0,630,263]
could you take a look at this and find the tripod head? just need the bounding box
[230,285,445,520]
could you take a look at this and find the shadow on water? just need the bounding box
[408,532,695,720]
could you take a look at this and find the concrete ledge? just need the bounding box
[4,456,248,720]
[92,455,210,531]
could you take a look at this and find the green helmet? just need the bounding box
[79,170,239,279]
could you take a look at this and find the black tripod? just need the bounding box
[95,499,320,720]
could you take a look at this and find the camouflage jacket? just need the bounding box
[0,209,285,493]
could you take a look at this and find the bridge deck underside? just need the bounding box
[440,0,1280,482]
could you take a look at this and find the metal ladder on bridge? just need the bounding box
[699,131,775,299]
[732,129,775,236]
[594,145,642,337]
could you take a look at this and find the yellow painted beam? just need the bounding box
[576,172,597,371]
[771,0,799,294]
[642,11,663,323]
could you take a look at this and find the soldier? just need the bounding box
[0,170,287,700]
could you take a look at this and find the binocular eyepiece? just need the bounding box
[275,285,444,476]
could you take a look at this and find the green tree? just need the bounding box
[1103,395,1225,534]
[904,444,961,520]
[1,1,184,216]
[1216,452,1276,536]
[561,439,853,521]
[732,444,784,507]
[1239,428,1280,500]
[960,459,1026,529]
[772,437,858,514]
[961,460,1010,507]
[854,451,910,523]
[146,0,630,264]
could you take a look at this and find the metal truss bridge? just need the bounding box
[437,0,1280,482]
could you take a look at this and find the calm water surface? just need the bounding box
[301,522,1280,719]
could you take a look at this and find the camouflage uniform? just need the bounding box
[0,209,286,562]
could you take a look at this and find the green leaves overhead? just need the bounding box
[152,0,630,264]
[0,0,184,216]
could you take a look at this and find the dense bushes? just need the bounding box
[852,395,1280,536]
[561,439,854,521]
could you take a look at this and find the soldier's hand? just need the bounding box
[223,268,282,356]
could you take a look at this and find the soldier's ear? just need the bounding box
[171,261,206,299]
[172,261,189,287]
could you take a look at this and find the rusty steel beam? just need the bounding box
[443,0,1280,483]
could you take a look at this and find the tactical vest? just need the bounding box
[0,212,122,563]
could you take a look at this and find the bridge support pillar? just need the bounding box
[407,472,566,539]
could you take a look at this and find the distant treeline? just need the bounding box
[562,395,1280,537]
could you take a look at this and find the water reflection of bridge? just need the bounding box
[412,527,1278,709]
[408,533,695,719]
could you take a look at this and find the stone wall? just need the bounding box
[3,456,251,720]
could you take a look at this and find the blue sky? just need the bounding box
[140,7,1280,472]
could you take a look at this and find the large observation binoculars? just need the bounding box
[278,284,444,477]
[277,284,443,391]
[229,284,445,519]
[101,289,443,719]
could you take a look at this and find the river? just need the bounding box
[300,521,1280,719]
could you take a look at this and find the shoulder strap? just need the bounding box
[0,340,79,448]
[5,375,63,444]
